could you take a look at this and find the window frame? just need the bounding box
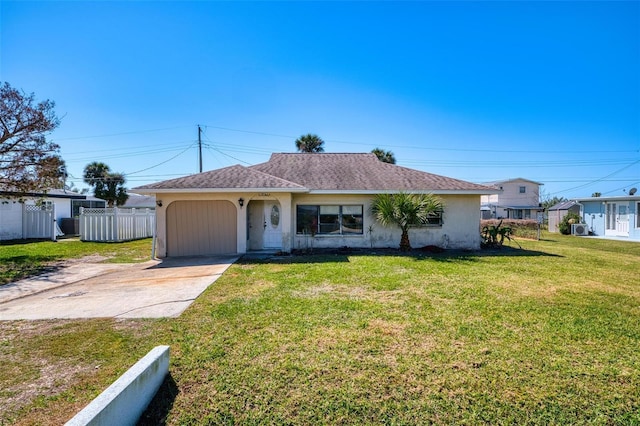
[519,186,526,194]
[296,204,364,236]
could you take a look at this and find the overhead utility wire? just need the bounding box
[53,125,192,141]
[201,123,638,154]
[126,141,198,176]
[551,159,640,195]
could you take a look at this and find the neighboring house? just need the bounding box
[133,153,498,257]
[574,195,640,240]
[547,200,580,233]
[0,189,106,240]
[480,178,543,220]
[122,194,156,210]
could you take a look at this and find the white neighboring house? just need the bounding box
[133,153,498,258]
[0,189,105,240]
[480,178,543,220]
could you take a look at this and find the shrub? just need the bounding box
[480,219,539,240]
[558,212,582,235]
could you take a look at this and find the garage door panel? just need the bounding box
[167,200,237,256]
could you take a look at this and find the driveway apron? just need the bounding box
[0,255,239,320]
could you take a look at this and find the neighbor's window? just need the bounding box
[296,205,363,235]
[424,210,443,226]
[519,186,526,193]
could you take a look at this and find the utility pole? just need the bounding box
[198,125,203,173]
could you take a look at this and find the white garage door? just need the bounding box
[166,200,237,256]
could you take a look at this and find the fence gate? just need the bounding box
[23,204,56,240]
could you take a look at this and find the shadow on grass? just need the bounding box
[0,255,65,286]
[239,246,563,265]
[137,373,178,426]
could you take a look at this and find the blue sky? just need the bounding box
[1,1,638,199]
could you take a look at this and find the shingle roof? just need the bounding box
[133,164,305,191]
[548,200,579,211]
[133,153,496,194]
[250,153,492,192]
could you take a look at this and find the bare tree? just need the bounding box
[0,82,63,194]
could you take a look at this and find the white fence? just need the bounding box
[80,208,155,242]
[23,204,57,240]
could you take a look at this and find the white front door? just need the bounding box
[263,202,282,249]
[617,204,629,236]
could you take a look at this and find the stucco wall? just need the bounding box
[292,194,481,250]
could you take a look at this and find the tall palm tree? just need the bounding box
[371,192,444,252]
[371,148,396,164]
[83,162,129,207]
[295,133,325,153]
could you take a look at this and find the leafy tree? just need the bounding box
[542,195,568,210]
[371,192,443,252]
[295,133,325,153]
[0,82,63,194]
[83,162,129,207]
[371,148,396,164]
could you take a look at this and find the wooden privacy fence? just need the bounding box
[80,207,155,242]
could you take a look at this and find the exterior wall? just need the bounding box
[154,192,484,256]
[153,192,293,258]
[292,194,481,250]
[0,198,23,240]
[481,179,541,219]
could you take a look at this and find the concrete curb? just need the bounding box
[65,345,169,426]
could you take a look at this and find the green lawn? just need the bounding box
[1,234,639,425]
[0,238,153,285]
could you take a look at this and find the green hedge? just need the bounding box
[480,219,540,240]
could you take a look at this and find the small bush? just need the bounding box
[558,212,582,235]
[480,219,539,240]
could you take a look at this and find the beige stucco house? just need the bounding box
[480,178,543,220]
[133,153,497,257]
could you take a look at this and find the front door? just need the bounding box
[606,202,630,237]
[617,204,629,236]
[263,202,282,249]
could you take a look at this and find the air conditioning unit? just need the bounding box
[572,223,589,236]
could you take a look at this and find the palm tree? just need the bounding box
[371,148,396,164]
[371,192,444,252]
[295,133,325,153]
[83,162,129,207]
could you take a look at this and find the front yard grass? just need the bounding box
[1,234,639,424]
[0,238,152,285]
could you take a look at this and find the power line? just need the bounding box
[53,125,192,141]
[551,159,640,195]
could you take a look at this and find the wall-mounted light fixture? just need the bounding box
[156,200,163,207]
[238,198,244,208]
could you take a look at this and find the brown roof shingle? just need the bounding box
[250,153,492,192]
[133,153,495,194]
[133,164,305,191]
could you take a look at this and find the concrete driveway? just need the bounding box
[0,255,239,320]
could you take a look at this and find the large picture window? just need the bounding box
[296,205,363,235]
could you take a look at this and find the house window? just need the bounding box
[424,209,444,226]
[296,205,363,235]
[519,186,526,194]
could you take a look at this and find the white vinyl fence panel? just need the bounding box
[23,204,56,240]
[80,208,155,242]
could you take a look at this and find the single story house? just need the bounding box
[133,153,497,257]
[574,195,640,240]
[0,189,106,240]
[547,200,580,233]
